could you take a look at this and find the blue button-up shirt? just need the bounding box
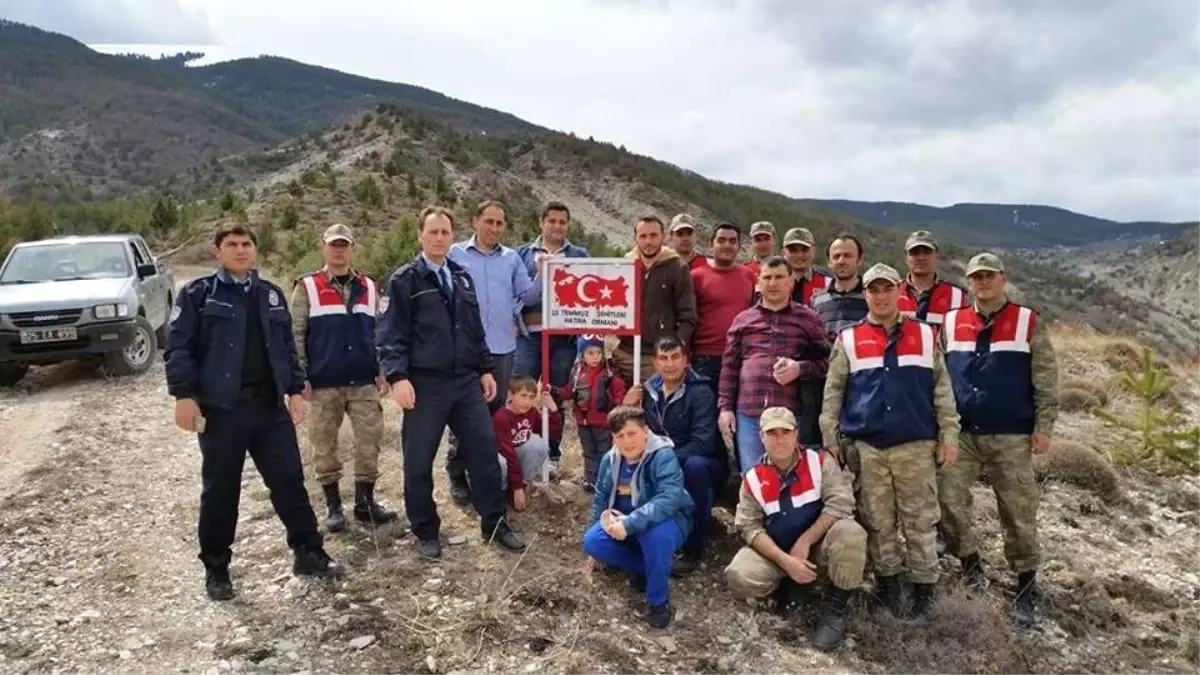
[215,266,254,292]
[448,237,537,355]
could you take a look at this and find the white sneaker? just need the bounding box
[547,460,560,474]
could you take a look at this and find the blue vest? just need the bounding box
[944,303,1037,435]
[838,319,938,448]
[301,271,379,389]
[744,447,825,550]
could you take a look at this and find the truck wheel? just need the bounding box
[155,293,173,348]
[0,363,28,387]
[104,316,157,376]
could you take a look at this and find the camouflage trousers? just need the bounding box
[724,519,868,598]
[857,439,941,584]
[307,384,384,485]
[937,434,1040,573]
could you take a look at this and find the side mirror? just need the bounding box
[136,263,157,278]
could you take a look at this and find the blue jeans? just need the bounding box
[583,519,685,607]
[513,333,575,460]
[679,454,727,556]
[736,413,765,473]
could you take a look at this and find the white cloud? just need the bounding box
[78,0,1200,221]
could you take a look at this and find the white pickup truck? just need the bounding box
[0,234,175,386]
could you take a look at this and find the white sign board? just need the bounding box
[542,258,639,335]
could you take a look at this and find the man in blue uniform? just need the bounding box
[376,206,526,559]
[165,224,344,602]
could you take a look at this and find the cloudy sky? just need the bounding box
[4,0,1198,222]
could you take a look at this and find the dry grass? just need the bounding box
[1061,377,1112,407]
[1034,440,1121,500]
[1058,387,1100,413]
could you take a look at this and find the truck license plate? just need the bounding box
[19,328,78,344]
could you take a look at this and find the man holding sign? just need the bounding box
[612,215,696,386]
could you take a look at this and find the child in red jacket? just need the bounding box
[493,376,563,511]
[562,336,627,491]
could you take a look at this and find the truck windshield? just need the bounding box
[0,242,131,284]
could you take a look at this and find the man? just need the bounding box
[805,234,870,446]
[744,221,777,276]
[625,336,722,576]
[810,234,869,340]
[376,206,526,559]
[612,214,697,385]
[289,223,398,533]
[514,201,590,472]
[166,224,343,602]
[689,222,757,468]
[899,230,968,327]
[938,253,1058,629]
[725,407,866,652]
[820,263,960,617]
[781,227,832,306]
[718,257,829,473]
[669,213,709,270]
[445,200,539,504]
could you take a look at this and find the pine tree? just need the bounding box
[1093,346,1199,473]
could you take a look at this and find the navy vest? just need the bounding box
[944,303,1037,435]
[744,447,825,550]
[302,272,379,389]
[838,319,938,448]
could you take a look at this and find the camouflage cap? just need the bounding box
[966,252,1005,275]
[669,213,698,232]
[323,223,354,244]
[782,227,816,248]
[749,221,776,237]
[862,262,902,287]
[905,230,938,251]
[759,406,797,432]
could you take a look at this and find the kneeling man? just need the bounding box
[724,407,866,652]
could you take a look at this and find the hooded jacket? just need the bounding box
[616,247,697,355]
[587,433,695,538]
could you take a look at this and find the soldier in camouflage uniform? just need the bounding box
[937,253,1057,628]
[820,263,960,618]
[290,224,398,532]
[725,407,867,651]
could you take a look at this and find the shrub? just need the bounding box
[1034,440,1121,500]
[1058,387,1100,413]
[1062,378,1110,407]
[1094,346,1199,474]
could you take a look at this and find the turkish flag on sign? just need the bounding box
[553,267,628,308]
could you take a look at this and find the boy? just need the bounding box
[563,336,627,490]
[582,406,694,629]
[493,376,561,511]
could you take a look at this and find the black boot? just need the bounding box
[1012,571,1039,629]
[293,545,345,578]
[961,553,985,591]
[911,583,935,618]
[874,574,904,616]
[353,482,398,526]
[448,473,472,507]
[670,551,702,577]
[486,519,526,552]
[322,483,346,533]
[204,565,234,601]
[813,587,853,651]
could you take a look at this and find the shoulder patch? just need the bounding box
[268,290,280,307]
[378,295,390,315]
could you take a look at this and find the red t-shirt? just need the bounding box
[492,406,563,489]
[690,263,757,357]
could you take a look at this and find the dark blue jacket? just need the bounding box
[165,269,305,410]
[515,237,590,336]
[376,254,494,382]
[838,319,938,449]
[642,368,717,463]
[944,303,1037,435]
[297,271,379,389]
